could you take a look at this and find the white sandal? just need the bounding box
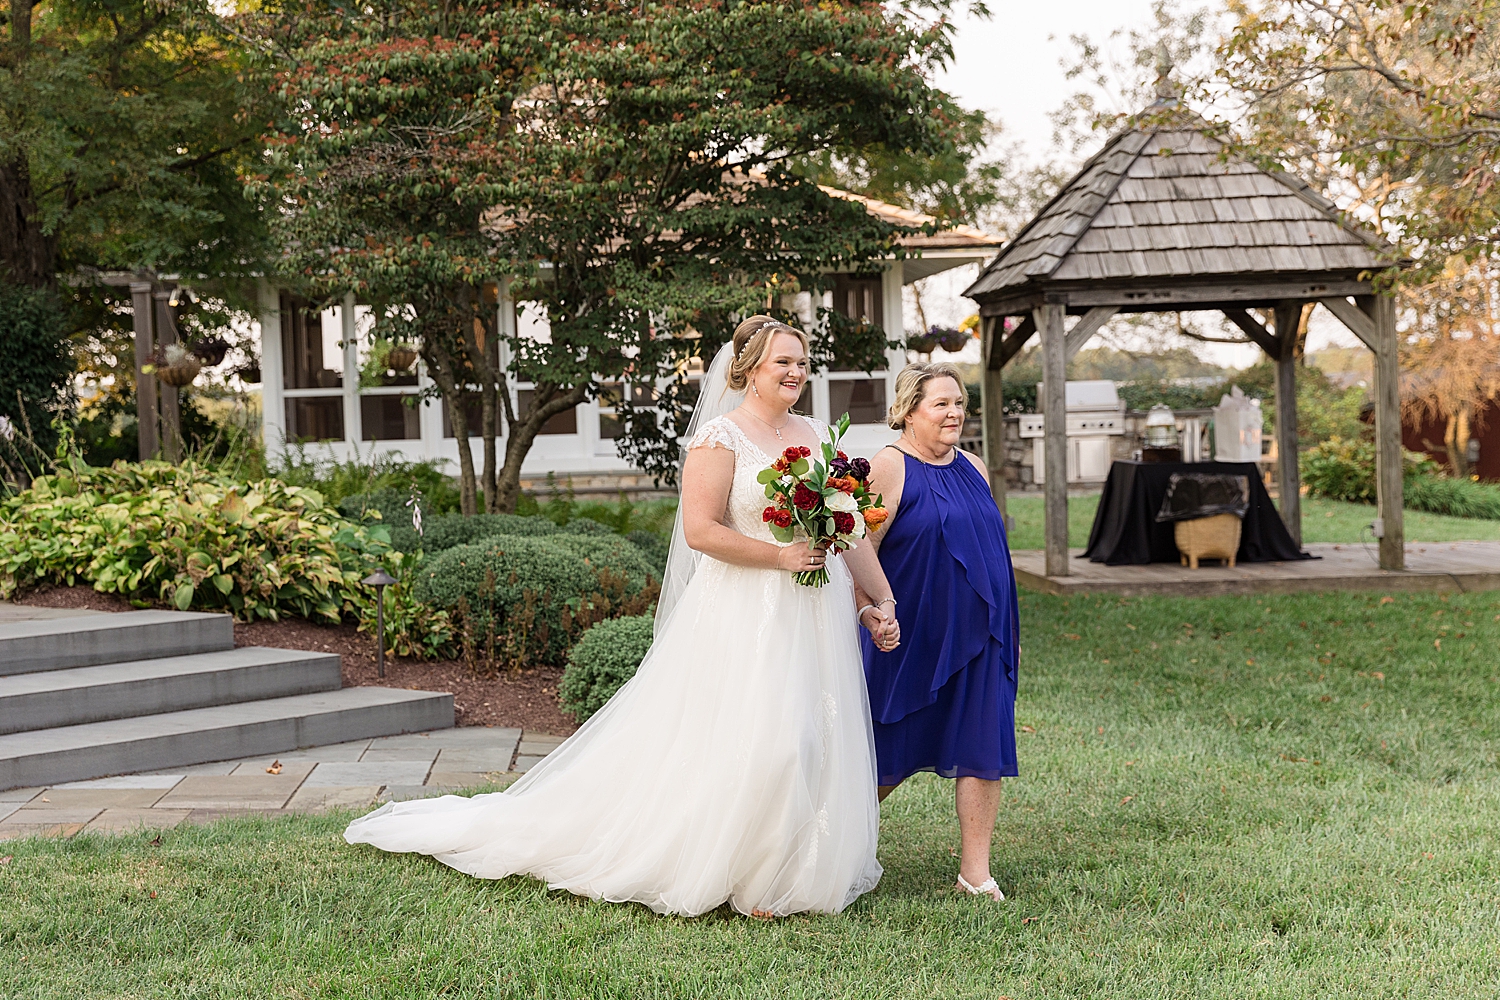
[956,873,1005,901]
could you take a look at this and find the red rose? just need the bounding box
[833,511,856,535]
[837,450,848,461]
[762,506,775,522]
[799,446,812,458]
[793,483,820,511]
[773,510,793,528]
[783,446,802,461]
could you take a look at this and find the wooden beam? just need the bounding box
[1366,294,1405,569]
[1272,301,1303,547]
[1317,296,1379,352]
[1063,306,1119,362]
[1036,278,1372,311]
[1038,303,1069,577]
[988,313,1036,371]
[1221,308,1281,359]
[979,316,1008,522]
[154,292,183,464]
[130,282,159,460]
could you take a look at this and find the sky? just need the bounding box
[917,1,1364,368]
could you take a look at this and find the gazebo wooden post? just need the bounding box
[1367,294,1405,569]
[130,281,159,460]
[980,316,1008,521]
[1272,300,1304,546]
[153,290,183,463]
[1037,302,1069,576]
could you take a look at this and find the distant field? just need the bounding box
[1006,494,1500,550]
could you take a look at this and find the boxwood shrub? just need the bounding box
[625,529,670,575]
[412,535,597,667]
[545,533,657,593]
[420,511,561,554]
[559,614,655,722]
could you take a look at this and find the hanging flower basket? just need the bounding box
[906,333,939,354]
[387,345,418,372]
[937,328,971,353]
[143,344,202,387]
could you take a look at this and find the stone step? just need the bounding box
[0,610,234,676]
[0,687,455,790]
[0,647,343,736]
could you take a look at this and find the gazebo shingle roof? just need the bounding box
[965,121,1391,302]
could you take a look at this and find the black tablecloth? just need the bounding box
[1083,460,1311,565]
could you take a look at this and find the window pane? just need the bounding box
[280,294,342,389]
[517,389,578,435]
[828,379,887,425]
[285,396,344,442]
[361,394,421,441]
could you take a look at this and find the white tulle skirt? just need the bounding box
[344,554,882,917]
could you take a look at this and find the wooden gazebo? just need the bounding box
[965,107,1406,573]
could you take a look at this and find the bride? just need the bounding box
[345,315,902,917]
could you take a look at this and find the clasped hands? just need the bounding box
[859,602,900,652]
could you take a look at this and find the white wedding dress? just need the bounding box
[344,412,883,917]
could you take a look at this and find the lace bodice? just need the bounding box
[688,414,831,545]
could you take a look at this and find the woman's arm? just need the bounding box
[851,446,907,635]
[679,443,824,574]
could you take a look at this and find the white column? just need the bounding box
[882,260,905,392]
[256,280,285,456]
[341,291,360,446]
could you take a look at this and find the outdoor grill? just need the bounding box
[1019,380,1125,484]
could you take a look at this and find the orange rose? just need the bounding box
[862,506,889,530]
[829,476,858,494]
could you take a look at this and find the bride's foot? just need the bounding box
[956,872,1005,902]
[749,908,778,921]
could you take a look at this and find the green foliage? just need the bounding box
[0,460,450,656]
[276,453,461,516]
[412,536,598,668]
[1302,436,1500,519]
[0,285,72,463]
[0,0,268,286]
[626,528,670,576]
[417,512,561,556]
[558,614,655,723]
[1404,476,1500,521]
[546,534,656,595]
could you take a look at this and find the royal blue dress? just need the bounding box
[861,450,1019,786]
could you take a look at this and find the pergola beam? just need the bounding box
[1063,306,1119,362]
[987,313,1036,371]
[1317,296,1378,351]
[1221,308,1282,359]
[130,282,159,460]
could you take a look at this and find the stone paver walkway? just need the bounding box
[0,726,564,840]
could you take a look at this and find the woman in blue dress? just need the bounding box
[856,361,1019,902]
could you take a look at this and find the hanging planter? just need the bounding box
[387,345,418,372]
[142,344,202,388]
[937,328,971,353]
[906,333,939,354]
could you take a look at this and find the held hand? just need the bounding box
[859,607,900,651]
[777,541,828,574]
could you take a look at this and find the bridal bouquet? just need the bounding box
[758,413,889,587]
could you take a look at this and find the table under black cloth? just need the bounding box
[1082,460,1312,565]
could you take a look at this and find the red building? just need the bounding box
[1402,401,1500,481]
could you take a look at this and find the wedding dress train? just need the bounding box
[344,414,882,916]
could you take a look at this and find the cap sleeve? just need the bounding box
[687,416,737,453]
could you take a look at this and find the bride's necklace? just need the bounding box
[744,406,792,441]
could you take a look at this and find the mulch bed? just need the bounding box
[11,585,578,736]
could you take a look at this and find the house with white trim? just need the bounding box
[253,193,1000,488]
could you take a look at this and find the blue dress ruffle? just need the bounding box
[861,451,1019,785]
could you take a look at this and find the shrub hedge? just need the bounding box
[412,536,599,667]
[545,533,656,593]
[626,529,670,575]
[559,614,655,722]
[1301,436,1500,519]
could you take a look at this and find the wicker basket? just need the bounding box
[1174,513,1242,569]
[155,357,202,387]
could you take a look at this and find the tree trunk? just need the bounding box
[458,284,501,512]
[1,0,53,288]
[495,382,588,513]
[1444,404,1473,478]
[421,337,478,515]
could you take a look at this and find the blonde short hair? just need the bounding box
[726,314,810,392]
[887,362,968,430]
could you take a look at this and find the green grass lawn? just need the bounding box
[1007,494,1500,550]
[7,590,1500,998]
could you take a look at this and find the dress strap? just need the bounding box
[686,416,738,453]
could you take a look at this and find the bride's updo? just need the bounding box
[727,315,810,392]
